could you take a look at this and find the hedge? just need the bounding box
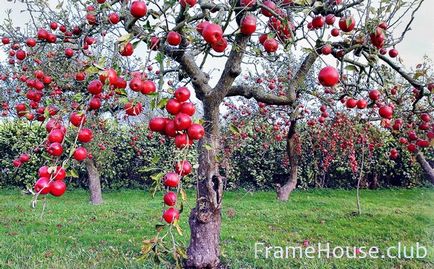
[0,119,430,190]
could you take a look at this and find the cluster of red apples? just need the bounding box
[148,87,204,223]
[316,65,432,160]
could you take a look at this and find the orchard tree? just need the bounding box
[1,0,432,268]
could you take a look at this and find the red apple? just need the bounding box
[108,13,120,24]
[163,192,177,206]
[73,147,88,161]
[174,113,192,131]
[188,124,205,140]
[175,160,192,176]
[149,117,167,133]
[202,23,223,44]
[261,1,276,17]
[167,31,182,46]
[141,80,156,94]
[34,177,51,195]
[47,142,63,156]
[356,99,367,109]
[70,112,86,127]
[163,207,180,223]
[346,98,357,108]
[50,180,66,196]
[379,105,393,119]
[368,89,380,101]
[48,129,64,143]
[389,48,398,58]
[318,66,339,87]
[338,16,356,32]
[180,102,196,116]
[240,15,256,35]
[164,172,180,187]
[78,128,93,143]
[89,97,101,110]
[211,37,228,52]
[166,98,181,115]
[174,87,191,102]
[263,38,278,53]
[130,1,147,18]
[87,80,103,95]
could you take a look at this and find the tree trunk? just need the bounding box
[277,119,298,201]
[185,99,223,269]
[416,152,434,184]
[369,174,379,189]
[84,158,103,205]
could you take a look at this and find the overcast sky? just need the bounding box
[0,0,432,68]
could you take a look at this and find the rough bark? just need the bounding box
[416,152,434,184]
[85,158,103,205]
[277,119,298,201]
[185,99,223,269]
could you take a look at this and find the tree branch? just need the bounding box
[227,85,294,105]
[289,52,318,99]
[214,33,251,99]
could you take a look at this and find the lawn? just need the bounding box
[0,188,433,269]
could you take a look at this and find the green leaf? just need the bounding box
[72,93,83,102]
[85,66,100,75]
[157,98,169,109]
[180,188,187,201]
[345,65,358,72]
[68,169,79,178]
[151,155,160,164]
[150,172,164,182]
[155,52,165,65]
[138,167,158,173]
[115,88,127,96]
[229,124,240,135]
[346,17,353,28]
[204,144,213,151]
[174,220,183,236]
[117,33,132,43]
[55,1,64,9]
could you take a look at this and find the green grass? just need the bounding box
[0,188,433,268]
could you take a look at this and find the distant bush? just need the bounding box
[0,120,197,190]
[220,119,430,190]
[0,119,430,190]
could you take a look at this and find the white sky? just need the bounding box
[0,0,433,69]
